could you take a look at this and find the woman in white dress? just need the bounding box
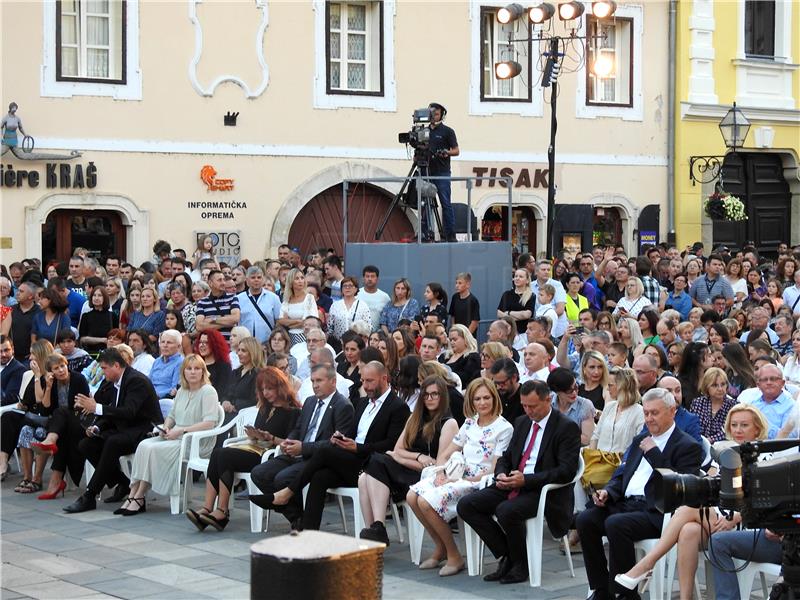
[407,377,513,577]
[117,355,219,515]
[611,276,652,318]
[327,276,372,340]
[278,268,318,345]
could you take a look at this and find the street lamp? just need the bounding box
[688,102,751,185]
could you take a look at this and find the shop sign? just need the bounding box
[200,165,234,191]
[469,166,549,188]
[194,230,241,266]
[0,162,97,189]
[639,230,658,252]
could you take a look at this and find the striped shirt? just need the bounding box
[196,293,240,341]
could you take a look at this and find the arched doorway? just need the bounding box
[42,209,127,265]
[481,205,538,254]
[288,183,414,256]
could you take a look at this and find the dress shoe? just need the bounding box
[103,484,130,504]
[585,591,610,600]
[483,556,512,582]
[615,571,652,592]
[120,497,146,516]
[63,492,97,514]
[248,494,274,510]
[419,558,444,570]
[359,521,390,545]
[499,564,529,584]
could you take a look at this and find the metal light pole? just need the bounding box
[544,36,559,259]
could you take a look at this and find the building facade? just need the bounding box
[675,0,800,253]
[1,0,669,266]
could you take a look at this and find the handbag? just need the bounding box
[22,411,50,428]
[420,451,466,483]
[580,447,622,489]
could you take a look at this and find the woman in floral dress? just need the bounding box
[406,377,513,577]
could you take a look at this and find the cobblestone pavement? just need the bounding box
[0,467,748,599]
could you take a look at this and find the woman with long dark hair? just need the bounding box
[678,341,713,408]
[30,288,69,345]
[336,330,365,403]
[417,282,449,326]
[395,355,422,410]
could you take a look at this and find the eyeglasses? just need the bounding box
[422,391,441,399]
[758,377,782,383]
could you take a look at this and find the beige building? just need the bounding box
[1,0,669,266]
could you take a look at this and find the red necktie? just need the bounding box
[509,422,540,499]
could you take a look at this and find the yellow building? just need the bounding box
[1,0,671,266]
[675,0,800,252]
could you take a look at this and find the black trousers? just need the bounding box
[575,499,663,598]
[457,485,542,566]
[250,454,306,522]
[0,411,24,455]
[49,407,86,485]
[206,447,262,493]
[288,444,364,531]
[78,427,148,496]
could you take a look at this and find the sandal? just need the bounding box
[186,506,212,531]
[18,481,42,494]
[198,509,230,531]
[14,479,31,493]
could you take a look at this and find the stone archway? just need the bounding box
[268,161,412,254]
[585,193,638,255]
[473,192,547,256]
[25,193,150,264]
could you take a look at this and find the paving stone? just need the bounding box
[84,576,175,600]
[3,580,104,600]
[125,563,218,586]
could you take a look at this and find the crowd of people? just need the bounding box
[1,236,800,599]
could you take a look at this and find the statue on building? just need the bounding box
[1,102,82,160]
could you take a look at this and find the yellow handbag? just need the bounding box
[580,447,622,489]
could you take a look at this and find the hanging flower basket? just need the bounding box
[704,192,747,222]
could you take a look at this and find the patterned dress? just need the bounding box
[409,415,513,520]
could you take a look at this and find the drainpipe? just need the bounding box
[667,0,677,244]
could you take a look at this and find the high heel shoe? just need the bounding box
[114,498,133,515]
[615,570,652,592]
[120,497,147,516]
[198,509,230,531]
[31,442,58,455]
[37,480,66,500]
[186,507,211,531]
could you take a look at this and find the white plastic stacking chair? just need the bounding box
[733,558,781,599]
[173,403,225,514]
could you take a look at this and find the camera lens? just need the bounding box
[654,469,720,513]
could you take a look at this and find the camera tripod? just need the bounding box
[769,534,800,600]
[374,150,443,242]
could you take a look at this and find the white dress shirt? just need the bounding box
[624,423,675,498]
[355,387,391,444]
[304,392,335,442]
[521,411,550,475]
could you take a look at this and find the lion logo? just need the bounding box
[200,164,234,191]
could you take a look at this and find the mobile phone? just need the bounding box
[574,326,585,335]
[332,432,345,440]
[152,422,167,434]
[587,482,598,497]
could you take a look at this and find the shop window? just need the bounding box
[481,206,537,253]
[326,1,383,95]
[744,0,775,58]
[586,16,632,106]
[592,207,622,246]
[480,7,532,102]
[57,0,126,83]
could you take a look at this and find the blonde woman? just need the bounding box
[380,278,420,334]
[592,367,644,453]
[119,355,219,515]
[617,316,644,365]
[278,268,318,344]
[223,337,266,422]
[497,268,535,341]
[578,349,609,411]
[479,341,510,378]
[443,324,481,388]
[612,276,651,318]
[105,277,126,318]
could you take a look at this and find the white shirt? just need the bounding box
[304,392,335,442]
[296,373,352,406]
[531,278,567,337]
[95,375,123,416]
[355,387,391,444]
[624,423,676,498]
[358,287,391,332]
[520,365,550,384]
[131,353,155,377]
[521,411,550,475]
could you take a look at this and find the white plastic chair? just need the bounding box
[631,512,673,600]
[733,558,781,599]
[525,453,585,587]
[0,403,25,473]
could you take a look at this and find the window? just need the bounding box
[326,1,383,95]
[57,0,125,83]
[745,0,775,58]
[479,7,532,101]
[586,16,632,106]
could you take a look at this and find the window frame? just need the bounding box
[324,0,384,97]
[744,0,776,59]
[585,15,634,108]
[55,0,127,85]
[478,6,533,103]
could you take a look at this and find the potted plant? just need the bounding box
[704,191,747,222]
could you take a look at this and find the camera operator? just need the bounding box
[426,102,459,243]
[710,528,783,600]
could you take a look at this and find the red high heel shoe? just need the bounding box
[38,480,67,500]
[31,442,58,455]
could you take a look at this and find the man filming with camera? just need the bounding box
[427,102,459,243]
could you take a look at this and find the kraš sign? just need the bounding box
[0,161,97,189]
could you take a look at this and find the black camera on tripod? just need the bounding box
[398,108,433,149]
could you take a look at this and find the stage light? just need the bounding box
[558,1,585,20]
[497,3,525,24]
[495,60,522,79]
[592,55,614,77]
[591,0,617,19]
[528,3,555,23]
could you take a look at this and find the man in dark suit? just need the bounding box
[64,348,162,513]
[576,388,703,599]
[0,336,26,405]
[249,363,355,527]
[457,380,581,584]
[271,361,409,531]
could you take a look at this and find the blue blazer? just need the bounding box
[1,358,26,405]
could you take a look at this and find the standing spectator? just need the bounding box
[448,272,480,335]
[531,260,568,339]
[358,265,391,333]
[196,270,241,343]
[78,286,119,354]
[278,268,317,345]
[612,277,652,318]
[380,279,420,335]
[9,281,40,363]
[724,258,747,307]
[322,255,345,301]
[564,273,590,324]
[635,256,662,307]
[120,281,142,331]
[604,263,629,312]
[66,255,88,298]
[127,287,166,343]
[497,269,535,341]
[782,267,800,317]
[237,266,281,345]
[105,277,126,318]
[689,253,734,311]
[662,273,691,320]
[417,282,449,327]
[579,350,609,411]
[30,287,69,346]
